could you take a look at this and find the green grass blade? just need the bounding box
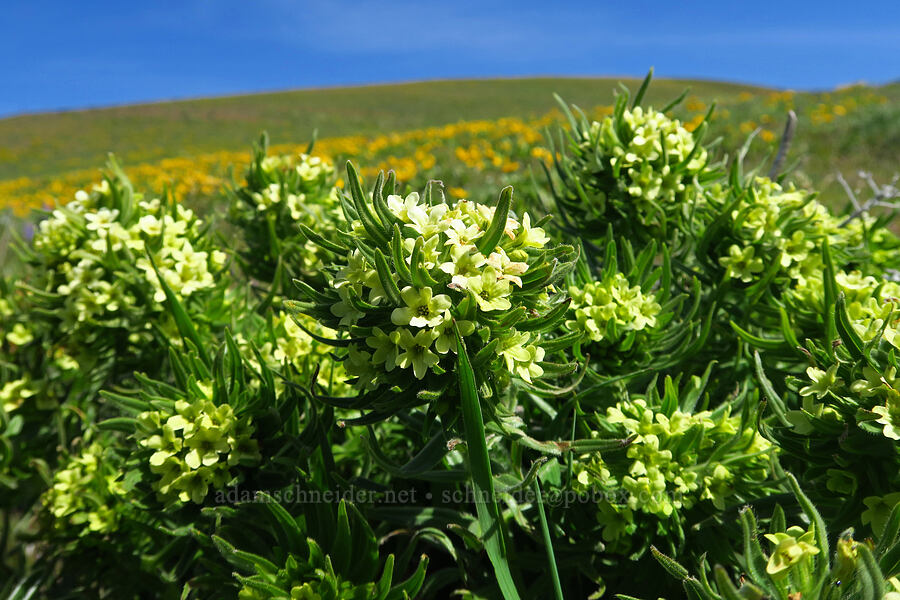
[532,478,564,600]
[455,322,521,600]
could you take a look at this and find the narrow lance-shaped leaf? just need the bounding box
[146,250,210,367]
[631,67,653,108]
[371,171,398,232]
[391,224,414,285]
[753,351,792,427]
[835,292,867,362]
[298,222,349,254]
[373,249,403,306]
[455,322,521,600]
[533,478,564,600]
[785,473,829,585]
[345,161,389,245]
[739,508,776,591]
[822,239,838,355]
[650,546,690,581]
[410,236,438,287]
[477,186,513,255]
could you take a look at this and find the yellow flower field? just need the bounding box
[0,85,890,218]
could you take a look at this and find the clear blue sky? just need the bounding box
[2,0,898,117]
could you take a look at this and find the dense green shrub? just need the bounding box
[3,72,900,599]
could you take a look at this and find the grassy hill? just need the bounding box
[0,77,897,217]
[0,78,768,180]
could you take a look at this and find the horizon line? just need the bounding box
[4,72,890,121]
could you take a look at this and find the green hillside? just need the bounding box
[0,78,766,179]
[0,77,897,218]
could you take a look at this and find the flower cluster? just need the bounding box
[767,262,900,504]
[595,106,707,208]
[228,136,341,282]
[41,442,126,535]
[837,273,898,348]
[566,272,660,345]
[135,383,260,504]
[293,164,574,413]
[652,480,900,599]
[804,353,900,444]
[788,267,900,356]
[712,177,879,291]
[237,310,352,397]
[27,177,226,353]
[548,99,710,241]
[573,396,772,544]
[338,190,550,384]
[713,178,819,285]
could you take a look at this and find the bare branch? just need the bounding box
[839,172,900,227]
[769,110,798,179]
[836,171,860,211]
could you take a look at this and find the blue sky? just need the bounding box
[2,0,898,117]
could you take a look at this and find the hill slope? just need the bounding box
[0,78,766,180]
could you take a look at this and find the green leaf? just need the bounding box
[375,554,395,600]
[738,508,774,591]
[256,492,305,552]
[330,500,353,576]
[345,161,389,245]
[858,543,886,600]
[473,338,501,369]
[650,546,689,580]
[211,535,279,575]
[99,390,152,413]
[386,554,429,600]
[730,321,784,351]
[539,331,584,354]
[680,361,715,413]
[835,292,867,362]
[455,322,521,600]
[373,249,403,306]
[877,501,900,555]
[298,223,349,254]
[146,251,210,367]
[778,306,801,350]
[516,298,571,332]
[391,224,414,285]
[712,566,745,600]
[371,171,399,233]
[552,93,580,133]
[233,575,288,598]
[785,472,829,585]
[566,436,635,453]
[661,87,691,113]
[410,236,439,287]
[631,67,653,108]
[97,417,139,432]
[476,186,513,255]
[533,478,564,600]
[822,239,838,355]
[398,433,453,477]
[753,351,792,427]
[292,278,335,304]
